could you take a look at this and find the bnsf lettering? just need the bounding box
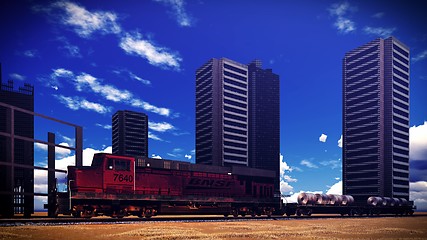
[113,174,133,183]
[188,178,234,187]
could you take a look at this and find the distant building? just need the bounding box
[0,77,34,217]
[195,58,280,190]
[342,37,410,202]
[112,110,148,157]
[248,60,280,188]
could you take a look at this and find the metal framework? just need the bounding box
[0,101,82,217]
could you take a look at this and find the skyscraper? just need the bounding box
[342,37,410,202]
[195,58,280,189]
[196,58,249,167]
[112,110,148,157]
[248,60,280,185]
[0,78,34,217]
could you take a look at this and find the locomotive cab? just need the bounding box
[102,154,135,194]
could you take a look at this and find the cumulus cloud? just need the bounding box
[326,180,343,195]
[319,133,328,142]
[148,121,175,132]
[410,121,427,161]
[363,26,396,38]
[34,142,72,158]
[410,181,427,210]
[412,50,427,63]
[301,159,318,168]
[120,32,182,70]
[280,153,297,195]
[184,154,192,160]
[338,135,343,148]
[154,0,193,27]
[151,154,162,159]
[54,94,111,114]
[9,73,26,81]
[40,1,122,38]
[328,1,356,34]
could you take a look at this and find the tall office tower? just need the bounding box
[343,37,410,202]
[112,110,148,157]
[0,77,34,217]
[196,58,249,167]
[248,60,280,189]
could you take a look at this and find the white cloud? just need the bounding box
[300,159,318,168]
[54,94,111,114]
[410,121,427,161]
[280,181,294,194]
[372,12,384,18]
[51,1,121,38]
[154,0,193,27]
[326,180,343,195]
[412,50,427,63]
[338,135,343,148]
[149,121,175,132]
[9,73,26,81]
[363,26,396,38]
[320,159,340,169]
[334,17,356,33]
[57,36,82,58]
[34,142,72,158]
[410,181,427,210]
[148,132,164,141]
[328,1,356,34]
[283,175,297,182]
[23,49,39,58]
[52,68,74,78]
[55,70,171,117]
[151,154,162,159]
[120,32,182,70]
[319,133,328,142]
[184,154,192,160]
[129,72,151,85]
[95,123,112,129]
[335,177,340,180]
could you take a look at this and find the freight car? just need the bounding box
[55,153,280,218]
[282,193,415,217]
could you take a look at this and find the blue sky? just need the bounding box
[1,1,426,210]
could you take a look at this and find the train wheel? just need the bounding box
[81,209,93,219]
[231,209,238,218]
[296,209,302,217]
[72,210,81,218]
[223,214,229,218]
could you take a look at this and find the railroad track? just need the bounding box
[1,214,426,226]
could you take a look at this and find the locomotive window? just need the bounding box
[91,156,104,167]
[115,159,130,171]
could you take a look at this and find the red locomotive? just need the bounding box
[56,153,279,218]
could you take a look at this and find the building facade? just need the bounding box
[196,58,249,167]
[112,110,148,157]
[342,37,410,202]
[0,79,34,217]
[248,60,280,186]
[195,58,280,190]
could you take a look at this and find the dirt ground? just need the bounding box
[1,216,426,240]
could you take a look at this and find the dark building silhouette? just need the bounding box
[0,75,34,217]
[343,37,410,202]
[248,60,280,189]
[112,110,148,157]
[195,58,280,190]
